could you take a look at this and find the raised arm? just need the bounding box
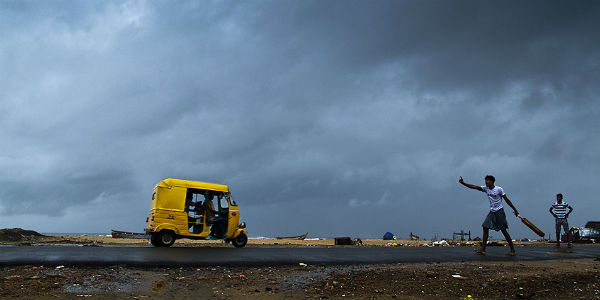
[502,194,519,216]
[459,176,483,191]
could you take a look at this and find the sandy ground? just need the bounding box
[37,235,551,247]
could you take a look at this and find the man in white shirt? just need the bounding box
[459,175,520,256]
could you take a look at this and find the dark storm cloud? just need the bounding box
[1,1,599,237]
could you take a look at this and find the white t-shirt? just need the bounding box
[480,186,505,212]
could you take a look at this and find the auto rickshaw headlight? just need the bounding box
[239,222,246,229]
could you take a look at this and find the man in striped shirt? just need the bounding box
[549,193,573,248]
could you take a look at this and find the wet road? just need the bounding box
[0,245,598,267]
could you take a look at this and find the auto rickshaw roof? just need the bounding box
[157,178,229,192]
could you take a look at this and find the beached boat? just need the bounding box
[111,229,150,239]
[276,232,308,240]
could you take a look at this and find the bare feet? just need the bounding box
[506,251,516,256]
[474,249,486,255]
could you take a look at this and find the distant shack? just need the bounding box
[585,221,600,230]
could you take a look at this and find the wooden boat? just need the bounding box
[111,229,150,239]
[276,232,308,240]
[410,232,420,241]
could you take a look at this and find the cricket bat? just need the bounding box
[518,215,545,237]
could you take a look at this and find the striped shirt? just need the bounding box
[550,202,570,219]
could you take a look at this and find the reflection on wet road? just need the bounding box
[0,245,598,266]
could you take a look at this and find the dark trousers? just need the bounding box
[210,216,227,237]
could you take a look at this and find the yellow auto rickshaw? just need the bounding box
[145,178,248,247]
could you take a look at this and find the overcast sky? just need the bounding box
[1,1,599,239]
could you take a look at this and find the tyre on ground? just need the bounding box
[150,233,161,247]
[151,230,175,247]
[232,233,247,248]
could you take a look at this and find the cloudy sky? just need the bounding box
[1,1,599,239]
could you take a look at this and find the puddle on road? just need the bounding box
[62,269,143,294]
[282,265,372,291]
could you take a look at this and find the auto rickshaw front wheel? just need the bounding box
[232,233,248,248]
[150,234,161,247]
[152,230,175,247]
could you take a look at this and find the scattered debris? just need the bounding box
[422,240,450,247]
[0,259,597,299]
[486,241,503,246]
[152,281,166,292]
[111,229,150,239]
[433,240,449,246]
[334,237,353,245]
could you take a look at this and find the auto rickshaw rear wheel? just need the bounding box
[232,233,247,248]
[158,230,175,247]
